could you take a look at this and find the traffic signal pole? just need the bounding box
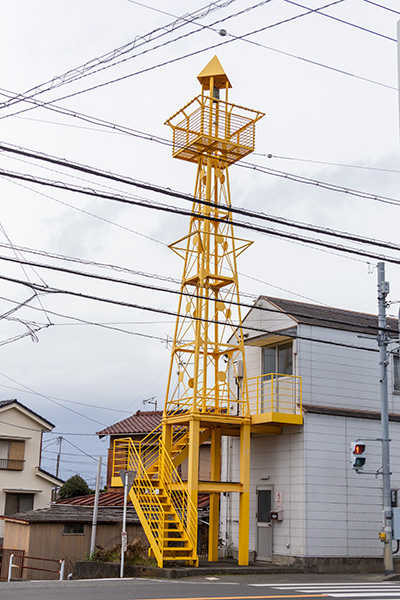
[377,261,394,575]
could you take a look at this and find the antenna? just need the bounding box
[142,396,157,411]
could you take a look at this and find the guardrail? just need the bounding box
[8,553,65,581]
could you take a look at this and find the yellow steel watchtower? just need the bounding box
[112,57,266,569]
[162,56,264,565]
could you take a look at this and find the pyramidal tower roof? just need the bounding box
[197,55,232,90]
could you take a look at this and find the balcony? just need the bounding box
[247,373,302,426]
[0,458,24,470]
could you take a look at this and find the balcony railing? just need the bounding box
[247,373,302,425]
[0,458,24,471]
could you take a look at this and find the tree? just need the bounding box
[58,474,91,499]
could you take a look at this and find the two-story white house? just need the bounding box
[0,399,63,545]
[221,296,400,569]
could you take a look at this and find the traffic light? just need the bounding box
[351,442,366,470]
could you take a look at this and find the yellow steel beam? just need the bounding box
[169,480,243,493]
[251,413,303,426]
[172,427,211,469]
[209,428,222,561]
[187,417,200,551]
[238,422,251,566]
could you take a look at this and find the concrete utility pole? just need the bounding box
[377,262,394,575]
[55,436,63,479]
[90,456,102,556]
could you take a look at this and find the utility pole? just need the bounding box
[377,262,394,575]
[55,436,63,479]
[90,456,102,556]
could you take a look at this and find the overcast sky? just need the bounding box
[0,0,399,487]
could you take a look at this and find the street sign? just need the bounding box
[119,469,136,489]
[121,531,127,553]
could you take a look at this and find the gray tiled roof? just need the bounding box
[97,410,162,437]
[6,504,139,524]
[262,296,398,336]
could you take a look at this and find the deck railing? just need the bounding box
[247,373,302,420]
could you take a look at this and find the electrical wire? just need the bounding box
[1,165,400,265]
[0,382,133,413]
[0,0,354,124]
[0,250,394,335]
[0,269,388,353]
[62,437,99,463]
[261,153,400,174]
[0,1,264,120]
[0,370,107,427]
[283,0,397,41]
[2,141,400,246]
[0,0,238,110]
[362,0,400,15]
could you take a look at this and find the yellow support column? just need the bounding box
[238,422,251,565]
[187,417,200,553]
[209,428,221,561]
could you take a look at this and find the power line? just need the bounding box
[0,0,356,124]
[0,419,97,435]
[0,382,133,414]
[362,0,400,15]
[0,2,266,121]
[1,164,400,265]
[0,370,107,427]
[0,248,397,335]
[2,142,400,247]
[0,0,238,111]
[62,437,99,463]
[283,0,397,41]
[0,268,387,353]
[262,153,400,173]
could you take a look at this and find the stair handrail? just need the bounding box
[158,436,198,551]
[121,437,166,561]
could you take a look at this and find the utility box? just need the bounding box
[271,511,283,522]
[392,508,400,540]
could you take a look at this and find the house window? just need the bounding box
[0,440,25,471]
[394,352,400,392]
[262,341,293,377]
[4,492,34,516]
[63,523,85,535]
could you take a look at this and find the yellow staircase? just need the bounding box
[113,436,198,567]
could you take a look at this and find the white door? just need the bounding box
[256,487,272,561]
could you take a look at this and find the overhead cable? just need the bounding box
[0,0,238,110]
[0,269,390,354]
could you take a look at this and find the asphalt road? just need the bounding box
[1,574,399,600]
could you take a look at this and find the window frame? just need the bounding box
[4,492,34,516]
[261,340,293,377]
[394,351,400,393]
[63,523,85,535]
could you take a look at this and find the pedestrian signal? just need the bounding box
[351,442,366,470]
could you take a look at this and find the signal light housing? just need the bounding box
[351,442,366,470]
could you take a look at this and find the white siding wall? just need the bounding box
[0,406,54,540]
[298,324,400,414]
[223,303,400,561]
[220,425,305,559]
[222,412,400,560]
[304,412,400,557]
[242,299,295,339]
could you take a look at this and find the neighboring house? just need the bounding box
[97,410,211,488]
[1,503,141,580]
[220,296,400,567]
[0,399,63,545]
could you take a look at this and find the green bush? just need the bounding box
[58,474,91,499]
